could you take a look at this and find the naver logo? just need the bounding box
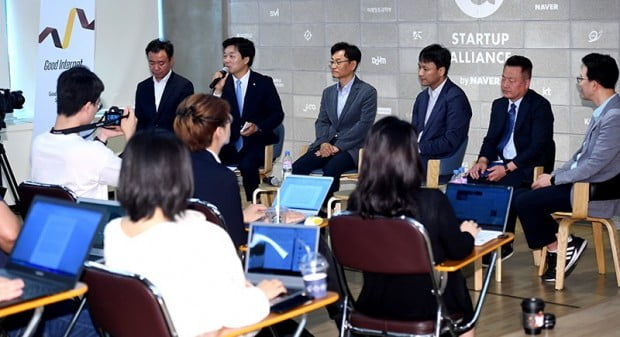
[455,0,504,19]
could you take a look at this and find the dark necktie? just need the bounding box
[497,103,517,156]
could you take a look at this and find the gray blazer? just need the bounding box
[554,93,620,217]
[309,76,377,166]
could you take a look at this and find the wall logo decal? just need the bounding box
[588,30,603,43]
[455,0,504,19]
[38,8,94,49]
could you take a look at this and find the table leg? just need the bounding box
[293,314,307,337]
[457,251,497,333]
[21,306,44,337]
[495,246,502,283]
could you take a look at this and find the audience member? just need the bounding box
[174,93,266,248]
[104,130,285,336]
[467,55,554,261]
[30,66,137,199]
[516,53,620,282]
[0,200,20,254]
[411,44,471,174]
[348,116,478,337]
[211,37,284,201]
[135,38,194,132]
[293,42,377,201]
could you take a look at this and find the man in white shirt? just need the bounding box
[30,66,136,199]
[135,39,194,132]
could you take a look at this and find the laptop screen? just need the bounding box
[76,197,126,252]
[10,197,105,277]
[245,223,319,277]
[445,183,513,231]
[278,175,334,212]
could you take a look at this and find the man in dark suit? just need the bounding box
[135,39,194,132]
[516,53,620,282]
[411,44,471,172]
[468,55,554,260]
[292,42,377,200]
[211,37,284,201]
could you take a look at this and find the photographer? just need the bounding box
[30,66,137,200]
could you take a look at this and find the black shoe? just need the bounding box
[565,236,587,277]
[541,236,588,282]
[541,251,558,282]
[482,243,514,266]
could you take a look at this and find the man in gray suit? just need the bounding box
[516,53,620,282]
[293,42,377,199]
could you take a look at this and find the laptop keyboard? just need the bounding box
[21,279,66,299]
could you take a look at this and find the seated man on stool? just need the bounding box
[467,55,554,262]
[293,42,377,204]
[516,53,620,282]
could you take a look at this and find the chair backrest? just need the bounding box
[272,124,285,161]
[17,181,77,217]
[187,198,228,231]
[438,136,468,176]
[329,214,436,275]
[589,172,620,201]
[83,261,177,337]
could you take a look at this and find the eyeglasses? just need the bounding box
[576,76,588,84]
[329,59,350,67]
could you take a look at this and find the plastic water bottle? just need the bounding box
[282,150,293,179]
[450,166,468,184]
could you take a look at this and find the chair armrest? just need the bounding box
[426,159,440,189]
[263,145,274,173]
[533,166,544,181]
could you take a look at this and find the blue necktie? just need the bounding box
[497,103,516,156]
[235,79,244,151]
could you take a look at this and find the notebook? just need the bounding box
[0,196,106,307]
[245,223,320,309]
[445,183,513,246]
[76,197,126,258]
[276,175,334,217]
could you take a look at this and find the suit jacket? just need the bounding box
[135,71,194,132]
[309,76,377,166]
[479,89,554,179]
[554,93,620,218]
[220,70,284,159]
[191,150,246,247]
[411,78,472,160]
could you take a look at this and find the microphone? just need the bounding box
[209,67,229,89]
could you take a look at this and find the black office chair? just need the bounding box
[17,181,77,217]
[187,198,228,231]
[79,261,177,337]
[329,213,464,337]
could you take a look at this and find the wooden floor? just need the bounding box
[301,222,620,336]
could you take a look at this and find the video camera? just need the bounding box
[0,89,25,129]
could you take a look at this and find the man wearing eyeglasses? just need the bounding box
[467,55,554,262]
[30,66,137,200]
[292,42,377,202]
[516,53,620,283]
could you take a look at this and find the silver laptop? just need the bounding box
[76,197,126,258]
[445,183,513,246]
[276,174,334,217]
[0,196,106,307]
[245,223,320,306]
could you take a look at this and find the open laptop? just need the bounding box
[276,175,334,217]
[0,196,106,308]
[76,197,126,258]
[445,183,513,246]
[245,222,320,310]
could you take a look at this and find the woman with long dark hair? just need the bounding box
[348,116,478,336]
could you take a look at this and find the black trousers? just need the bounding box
[292,150,356,201]
[515,183,572,249]
[221,143,265,201]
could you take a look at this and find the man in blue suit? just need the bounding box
[468,55,555,261]
[211,37,284,200]
[411,44,471,172]
[135,39,194,132]
[292,42,377,200]
[516,53,620,282]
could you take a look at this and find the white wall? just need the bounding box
[6,0,159,119]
